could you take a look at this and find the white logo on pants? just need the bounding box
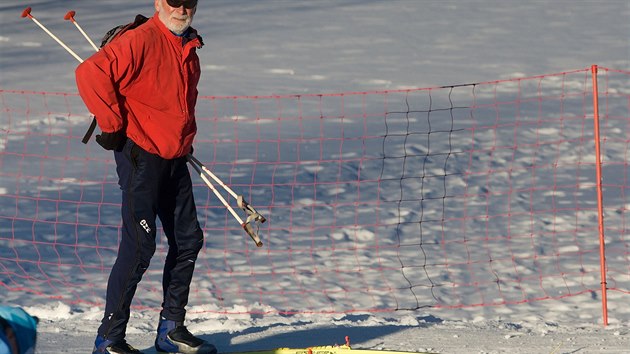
[140,219,151,233]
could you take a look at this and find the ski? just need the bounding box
[222,347,437,354]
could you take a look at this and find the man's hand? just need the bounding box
[95,130,126,151]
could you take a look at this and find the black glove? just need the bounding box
[95,130,126,151]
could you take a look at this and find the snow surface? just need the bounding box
[1,0,630,353]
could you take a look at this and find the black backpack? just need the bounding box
[82,14,149,144]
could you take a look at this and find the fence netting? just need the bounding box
[1,67,628,316]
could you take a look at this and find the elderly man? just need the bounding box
[76,1,216,353]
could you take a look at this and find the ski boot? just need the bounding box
[155,318,217,354]
[93,335,144,354]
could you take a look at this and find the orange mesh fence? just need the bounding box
[1,67,628,318]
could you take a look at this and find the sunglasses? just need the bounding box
[166,0,198,9]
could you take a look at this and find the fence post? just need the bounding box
[591,64,608,326]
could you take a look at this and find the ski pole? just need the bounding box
[21,7,84,63]
[21,7,100,143]
[190,154,245,202]
[64,10,100,52]
[186,154,265,247]
[62,11,101,144]
[188,154,266,223]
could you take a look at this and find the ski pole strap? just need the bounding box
[237,195,266,223]
[82,117,97,144]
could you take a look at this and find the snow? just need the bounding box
[25,302,630,353]
[1,0,630,353]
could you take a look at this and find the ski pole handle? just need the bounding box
[243,223,264,247]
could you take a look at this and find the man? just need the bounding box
[75,1,216,353]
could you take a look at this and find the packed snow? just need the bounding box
[1,0,629,353]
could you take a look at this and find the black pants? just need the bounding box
[98,139,204,341]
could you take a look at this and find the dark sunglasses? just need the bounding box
[166,0,198,9]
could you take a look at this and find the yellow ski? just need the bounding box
[223,337,436,354]
[224,347,435,354]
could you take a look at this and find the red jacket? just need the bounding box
[76,14,203,159]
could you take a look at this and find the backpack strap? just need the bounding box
[82,117,98,144]
[99,14,149,48]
